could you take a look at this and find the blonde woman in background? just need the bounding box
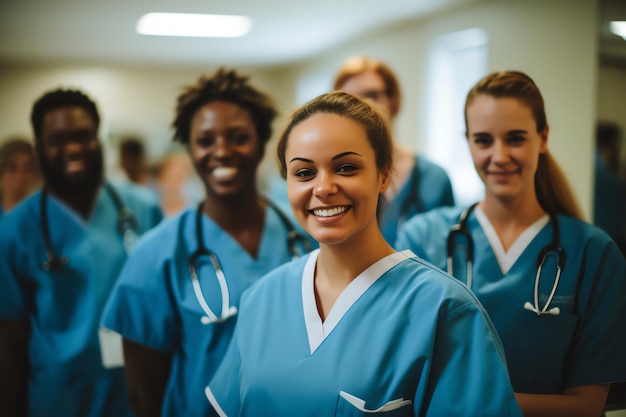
[334,56,455,244]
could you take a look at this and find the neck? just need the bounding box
[203,190,265,231]
[2,193,26,213]
[479,193,546,251]
[314,226,394,321]
[481,192,545,226]
[317,226,394,287]
[46,183,101,220]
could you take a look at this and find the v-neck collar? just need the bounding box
[474,206,549,274]
[302,249,414,354]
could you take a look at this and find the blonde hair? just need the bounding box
[333,56,401,119]
[465,70,585,220]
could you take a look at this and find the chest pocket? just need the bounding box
[335,391,413,416]
[509,311,579,392]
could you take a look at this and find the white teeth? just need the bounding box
[212,167,237,180]
[312,206,348,217]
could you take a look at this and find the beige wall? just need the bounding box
[0,64,296,178]
[0,0,604,216]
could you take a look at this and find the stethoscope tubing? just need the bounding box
[447,204,565,316]
[39,183,139,270]
[190,198,308,325]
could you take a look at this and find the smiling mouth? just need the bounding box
[310,206,350,217]
[65,160,86,174]
[489,170,518,176]
[212,167,238,181]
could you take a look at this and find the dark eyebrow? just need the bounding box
[289,151,362,165]
[333,151,361,160]
[289,157,313,164]
[507,129,528,135]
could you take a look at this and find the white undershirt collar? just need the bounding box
[474,206,549,274]
[302,249,414,354]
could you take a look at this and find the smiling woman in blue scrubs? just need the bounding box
[101,68,312,417]
[205,91,522,417]
[396,71,626,416]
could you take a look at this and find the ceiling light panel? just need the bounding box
[136,13,252,38]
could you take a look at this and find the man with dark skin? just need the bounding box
[0,89,162,417]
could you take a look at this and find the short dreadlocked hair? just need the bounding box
[31,89,100,141]
[172,68,278,155]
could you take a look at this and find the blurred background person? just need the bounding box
[101,68,313,417]
[118,136,151,186]
[333,56,455,244]
[396,71,626,416]
[594,120,626,255]
[0,88,163,417]
[152,149,203,216]
[0,136,41,217]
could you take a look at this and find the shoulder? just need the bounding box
[240,253,309,304]
[392,252,483,315]
[132,208,192,250]
[0,193,41,237]
[415,155,451,179]
[402,206,464,233]
[109,180,160,209]
[557,215,624,260]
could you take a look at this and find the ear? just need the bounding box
[539,126,549,154]
[378,167,392,193]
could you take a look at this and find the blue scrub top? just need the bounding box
[101,203,312,417]
[206,250,522,417]
[0,184,163,417]
[396,206,626,394]
[380,155,454,244]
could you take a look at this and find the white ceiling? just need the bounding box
[0,0,480,67]
[1,0,625,68]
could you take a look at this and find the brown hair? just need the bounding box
[333,56,401,119]
[0,137,37,174]
[276,91,393,179]
[465,71,584,220]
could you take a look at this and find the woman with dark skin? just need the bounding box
[102,68,311,417]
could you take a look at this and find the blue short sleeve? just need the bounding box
[426,302,520,416]
[101,230,180,351]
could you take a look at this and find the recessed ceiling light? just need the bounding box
[136,13,252,38]
[610,21,626,40]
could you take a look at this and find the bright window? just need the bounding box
[423,28,488,207]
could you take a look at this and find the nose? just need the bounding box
[492,140,510,164]
[313,171,338,198]
[63,140,86,156]
[213,136,232,159]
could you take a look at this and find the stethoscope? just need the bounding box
[447,203,567,316]
[40,182,140,270]
[189,198,311,325]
